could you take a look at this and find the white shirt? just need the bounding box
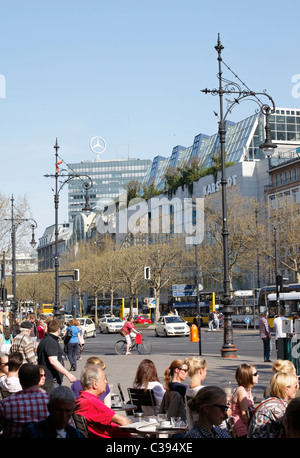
[273,316,287,339]
[185,385,204,428]
[133,381,165,415]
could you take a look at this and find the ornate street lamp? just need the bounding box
[44,139,93,319]
[202,34,277,358]
[5,195,37,318]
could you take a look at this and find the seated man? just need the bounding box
[0,363,49,437]
[22,386,85,438]
[0,351,23,394]
[75,365,132,438]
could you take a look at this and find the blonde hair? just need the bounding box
[272,359,296,375]
[270,372,298,399]
[185,356,206,377]
[85,356,106,371]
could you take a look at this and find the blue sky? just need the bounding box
[0,0,300,239]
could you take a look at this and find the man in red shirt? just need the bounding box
[75,365,132,438]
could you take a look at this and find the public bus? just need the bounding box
[171,292,218,326]
[231,290,259,328]
[258,283,300,327]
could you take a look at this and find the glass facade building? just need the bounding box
[67,158,152,222]
[143,109,300,191]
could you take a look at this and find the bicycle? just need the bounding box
[114,334,152,355]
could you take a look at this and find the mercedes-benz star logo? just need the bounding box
[90,136,106,158]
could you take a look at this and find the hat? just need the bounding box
[20,321,32,329]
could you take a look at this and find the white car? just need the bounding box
[78,318,96,338]
[99,316,124,333]
[155,315,190,337]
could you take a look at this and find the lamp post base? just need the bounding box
[220,345,238,358]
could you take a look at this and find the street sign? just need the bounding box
[173,290,197,297]
[172,284,196,291]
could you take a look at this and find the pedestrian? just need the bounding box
[71,356,111,407]
[37,318,76,394]
[184,386,231,438]
[163,359,188,399]
[259,311,272,362]
[37,319,46,341]
[273,308,288,356]
[208,311,215,331]
[22,385,85,438]
[0,351,23,394]
[132,358,165,415]
[0,363,49,437]
[184,356,207,428]
[10,320,37,364]
[121,315,141,355]
[248,371,299,438]
[65,319,82,371]
[75,364,131,438]
[0,325,13,354]
[231,364,259,437]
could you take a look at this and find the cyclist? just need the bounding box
[122,315,141,355]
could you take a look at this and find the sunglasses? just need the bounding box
[179,368,188,373]
[212,404,229,413]
[253,372,258,376]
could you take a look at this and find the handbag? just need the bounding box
[119,328,126,337]
[135,334,142,344]
[64,327,73,345]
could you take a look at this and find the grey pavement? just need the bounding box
[63,332,275,404]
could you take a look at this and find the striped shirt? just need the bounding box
[10,332,37,364]
[259,316,270,339]
[0,389,49,437]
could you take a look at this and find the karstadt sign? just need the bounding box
[203,175,237,197]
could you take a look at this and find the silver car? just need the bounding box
[99,316,124,333]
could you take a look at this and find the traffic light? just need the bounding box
[276,274,289,293]
[0,287,7,301]
[74,269,80,281]
[144,266,151,280]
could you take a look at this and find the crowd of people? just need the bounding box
[0,314,300,439]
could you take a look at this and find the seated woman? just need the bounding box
[231,364,259,438]
[184,356,207,428]
[132,359,165,415]
[184,386,231,438]
[248,371,299,438]
[164,359,188,399]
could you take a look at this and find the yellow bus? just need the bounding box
[42,304,54,314]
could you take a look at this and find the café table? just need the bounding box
[111,403,137,412]
[120,417,187,438]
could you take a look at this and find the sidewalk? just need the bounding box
[63,338,275,404]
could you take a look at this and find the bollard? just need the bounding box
[190,324,199,342]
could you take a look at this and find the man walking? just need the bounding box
[259,311,272,362]
[37,318,76,393]
[10,321,37,364]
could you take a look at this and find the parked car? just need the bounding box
[155,315,190,337]
[99,316,124,333]
[134,314,152,324]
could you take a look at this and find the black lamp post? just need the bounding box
[202,34,277,358]
[44,139,93,319]
[5,195,37,319]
